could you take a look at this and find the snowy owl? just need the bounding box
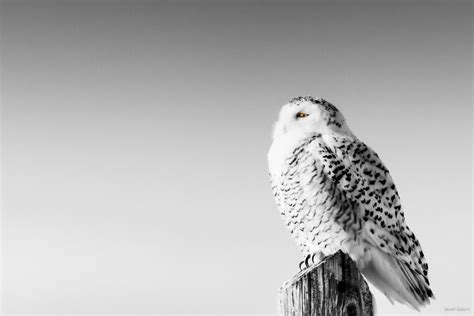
[268,96,433,310]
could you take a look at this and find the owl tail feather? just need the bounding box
[358,247,433,311]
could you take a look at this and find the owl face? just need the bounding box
[277,101,324,136]
[273,97,350,140]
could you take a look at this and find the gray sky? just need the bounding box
[1,0,472,314]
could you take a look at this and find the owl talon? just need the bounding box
[299,252,325,271]
[298,260,306,271]
[311,252,325,265]
[299,254,312,271]
[311,253,317,265]
[304,253,311,268]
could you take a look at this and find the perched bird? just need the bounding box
[268,96,433,310]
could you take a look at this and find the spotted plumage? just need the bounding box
[268,96,433,310]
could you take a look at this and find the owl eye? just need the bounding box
[295,112,309,118]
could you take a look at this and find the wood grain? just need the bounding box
[278,251,374,316]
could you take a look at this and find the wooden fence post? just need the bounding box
[278,250,374,316]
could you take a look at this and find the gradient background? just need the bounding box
[1,0,472,314]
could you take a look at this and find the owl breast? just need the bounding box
[269,134,361,257]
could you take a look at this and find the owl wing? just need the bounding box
[308,134,433,308]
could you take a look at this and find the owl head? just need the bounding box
[272,96,354,140]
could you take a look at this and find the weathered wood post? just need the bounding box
[278,251,374,316]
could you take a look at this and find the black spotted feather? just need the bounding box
[307,134,433,308]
